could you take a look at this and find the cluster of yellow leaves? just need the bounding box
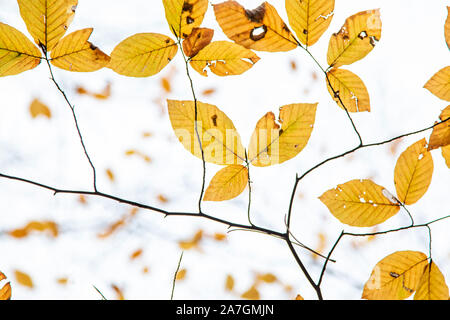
[0,271,12,300]
[8,221,59,238]
[362,251,449,300]
[109,0,260,78]
[167,100,317,201]
[97,207,139,238]
[320,138,433,227]
[178,229,227,251]
[0,1,110,77]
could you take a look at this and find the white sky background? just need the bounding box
[0,0,449,300]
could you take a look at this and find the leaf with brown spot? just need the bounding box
[424,66,450,101]
[29,98,51,118]
[319,179,401,227]
[163,0,209,39]
[326,68,370,112]
[190,41,260,77]
[327,9,382,68]
[362,251,428,300]
[394,139,434,205]
[285,0,335,46]
[248,103,317,167]
[204,165,248,201]
[428,106,450,150]
[414,261,449,300]
[214,1,297,52]
[182,27,214,57]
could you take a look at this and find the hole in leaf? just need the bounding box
[186,16,194,24]
[250,25,267,41]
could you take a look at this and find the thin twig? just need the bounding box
[171,251,184,300]
[93,285,107,300]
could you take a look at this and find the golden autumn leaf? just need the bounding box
[203,165,248,201]
[97,208,138,238]
[111,284,125,300]
[214,233,227,241]
[394,139,434,205]
[176,269,187,281]
[428,106,450,150]
[179,230,203,250]
[214,1,298,52]
[29,98,51,118]
[326,68,370,112]
[130,249,143,260]
[285,0,335,46]
[167,100,246,165]
[424,66,450,101]
[9,220,59,238]
[57,278,68,285]
[446,7,450,50]
[442,145,450,168]
[106,168,115,182]
[414,261,449,300]
[327,9,381,68]
[0,271,11,300]
[14,270,34,288]
[163,0,209,39]
[241,286,260,300]
[50,28,110,72]
[319,179,401,227]
[362,251,428,300]
[248,103,317,167]
[182,27,214,57]
[256,273,277,284]
[0,23,41,77]
[295,294,304,300]
[189,41,260,77]
[109,33,178,77]
[225,274,235,291]
[17,0,78,52]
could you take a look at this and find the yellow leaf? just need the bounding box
[362,251,428,300]
[214,233,227,241]
[428,105,450,150]
[424,66,450,101]
[326,68,370,112]
[285,0,335,46]
[157,194,169,203]
[442,145,450,168]
[0,23,41,77]
[130,249,143,260]
[241,285,260,300]
[14,270,34,288]
[106,168,115,182]
[167,100,246,165]
[414,261,449,300]
[182,27,214,57]
[248,103,317,167]
[111,284,125,300]
[29,98,51,118]
[179,230,203,250]
[225,274,235,291]
[445,7,450,50]
[295,294,304,300]
[50,28,110,72]
[109,33,178,77]
[327,9,381,68]
[163,0,209,39]
[57,278,68,285]
[204,165,248,201]
[319,179,401,227]
[394,139,434,205]
[213,1,297,52]
[189,41,260,77]
[0,273,11,300]
[257,273,277,283]
[17,0,78,51]
[176,269,187,281]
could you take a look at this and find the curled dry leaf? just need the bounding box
[327,9,381,68]
[163,0,209,39]
[50,28,110,72]
[203,165,248,201]
[428,105,450,150]
[189,41,260,77]
[167,100,246,165]
[319,179,401,227]
[0,23,41,77]
[214,1,297,52]
[29,98,52,119]
[326,68,370,112]
[285,0,335,46]
[362,251,428,300]
[248,103,317,167]
[182,27,214,57]
[109,33,178,77]
[394,139,433,205]
[424,66,450,101]
[17,0,78,51]
[414,261,449,300]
